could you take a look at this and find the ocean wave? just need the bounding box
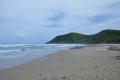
[0,44,85,60]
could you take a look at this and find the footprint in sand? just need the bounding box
[50,77,59,80]
[41,77,48,80]
[93,65,99,69]
[39,73,43,75]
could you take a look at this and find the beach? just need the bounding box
[0,44,120,80]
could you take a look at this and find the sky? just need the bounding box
[0,0,120,43]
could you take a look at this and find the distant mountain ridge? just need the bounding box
[47,29,120,44]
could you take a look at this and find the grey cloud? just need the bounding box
[88,14,114,23]
[47,12,66,22]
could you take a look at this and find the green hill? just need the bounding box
[47,29,120,44]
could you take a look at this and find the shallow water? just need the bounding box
[0,44,85,70]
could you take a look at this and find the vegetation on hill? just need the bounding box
[47,29,120,44]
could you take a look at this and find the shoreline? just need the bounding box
[0,49,67,71]
[0,44,120,80]
[0,44,87,70]
[0,44,86,70]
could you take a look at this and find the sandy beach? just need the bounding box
[0,44,120,80]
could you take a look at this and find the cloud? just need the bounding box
[43,23,61,28]
[44,11,66,27]
[89,14,113,23]
[48,12,66,22]
[106,0,120,9]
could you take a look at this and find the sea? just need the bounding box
[0,44,86,70]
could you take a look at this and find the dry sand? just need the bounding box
[0,44,120,80]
